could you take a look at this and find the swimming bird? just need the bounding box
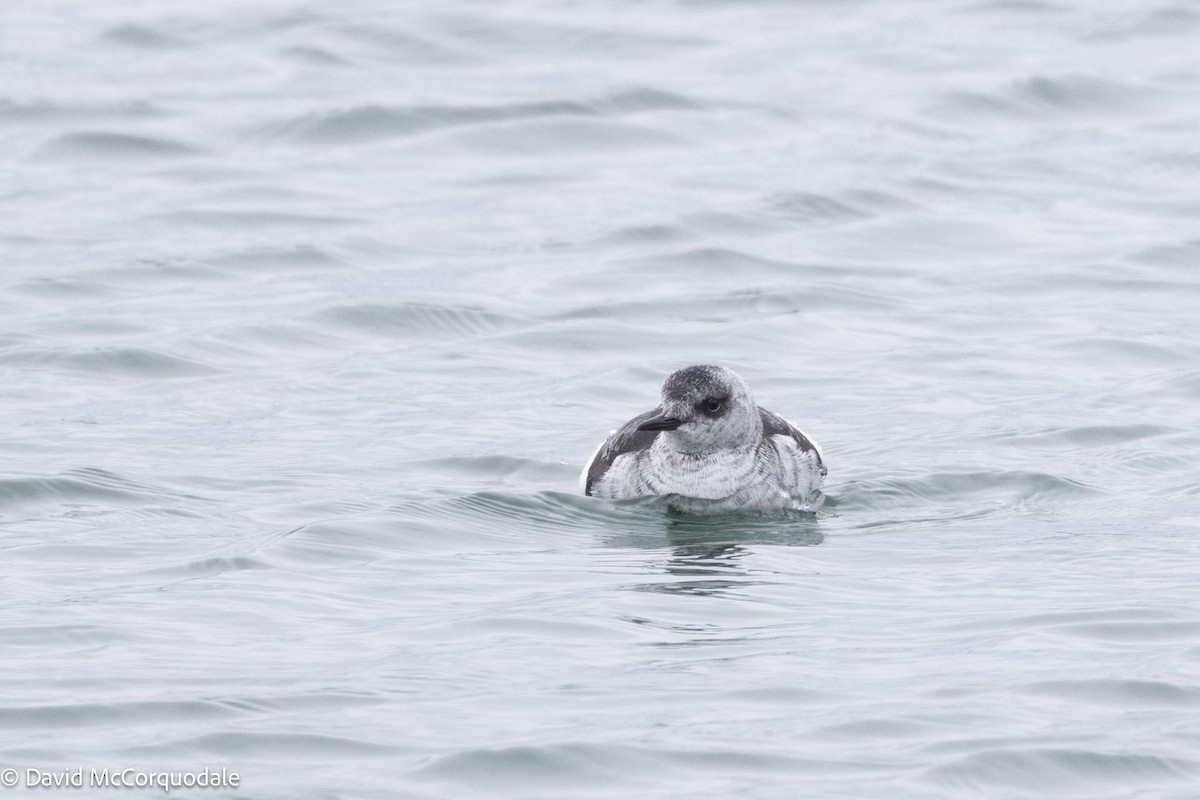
[580,365,826,512]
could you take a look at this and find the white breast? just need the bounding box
[645,440,763,500]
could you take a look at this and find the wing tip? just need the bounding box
[579,433,612,495]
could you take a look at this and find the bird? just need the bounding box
[580,365,826,512]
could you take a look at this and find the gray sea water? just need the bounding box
[4,1,1200,798]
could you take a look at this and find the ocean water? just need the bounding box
[3,0,1200,797]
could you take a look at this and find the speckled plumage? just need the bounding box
[581,365,826,512]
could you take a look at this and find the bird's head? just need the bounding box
[636,365,760,454]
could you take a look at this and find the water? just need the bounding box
[3,0,1200,797]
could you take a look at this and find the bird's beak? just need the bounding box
[637,412,684,432]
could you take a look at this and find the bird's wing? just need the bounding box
[581,407,664,496]
[759,408,826,475]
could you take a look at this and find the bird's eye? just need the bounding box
[704,398,723,414]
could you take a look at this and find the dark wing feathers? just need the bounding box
[584,407,662,495]
[759,408,825,472]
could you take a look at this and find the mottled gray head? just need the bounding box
[637,365,761,453]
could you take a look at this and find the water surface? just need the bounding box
[3,1,1200,798]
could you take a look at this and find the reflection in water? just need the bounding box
[663,541,743,573]
[648,542,748,597]
[662,511,824,549]
[640,578,746,597]
[611,510,824,597]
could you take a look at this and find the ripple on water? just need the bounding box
[0,99,164,123]
[415,488,666,541]
[208,244,344,272]
[934,74,1155,119]
[1130,239,1200,270]
[593,223,691,248]
[760,191,877,224]
[435,15,709,57]
[318,301,524,340]
[551,249,902,321]
[6,347,220,379]
[991,423,1177,448]
[279,44,353,66]
[6,276,112,300]
[0,699,235,731]
[0,468,202,514]
[256,89,700,145]
[100,23,189,49]
[925,747,1198,794]
[625,246,909,285]
[206,320,345,359]
[410,742,887,790]
[1021,679,1200,709]
[180,731,396,758]
[1168,368,1200,400]
[176,556,273,578]
[446,116,682,153]
[1086,5,1200,40]
[561,286,898,327]
[835,469,1097,524]
[402,455,575,490]
[39,132,202,159]
[144,209,354,230]
[1056,336,1190,367]
[940,607,1200,644]
[322,21,472,65]
[268,487,604,564]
